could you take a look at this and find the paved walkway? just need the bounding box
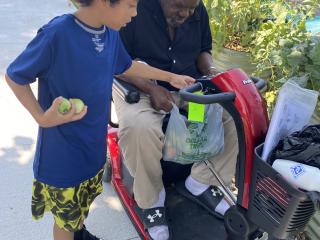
[0,1,138,239]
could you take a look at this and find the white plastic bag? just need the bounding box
[163,104,224,164]
[262,80,319,160]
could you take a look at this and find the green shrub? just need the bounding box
[204,0,320,115]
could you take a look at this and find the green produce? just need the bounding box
[58,98,71,114]
[70,98,85,114]
[58,98,85,114]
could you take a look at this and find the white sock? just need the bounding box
[185,175,209,196]
[151,187,166,208]
[214,198,230,216]
[185,176,230,216]
[148,225,169,240]
[148,187,169,240]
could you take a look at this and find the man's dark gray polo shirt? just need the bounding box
[120,0,212,91]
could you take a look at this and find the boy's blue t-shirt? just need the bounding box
[7,14,132,188]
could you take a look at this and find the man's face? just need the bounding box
[100,0,138,30]
[160,0,200,28]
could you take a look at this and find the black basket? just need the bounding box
[247,144,315,239]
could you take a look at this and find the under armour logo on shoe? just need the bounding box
[147,209,163,223]
[211,187,223,197]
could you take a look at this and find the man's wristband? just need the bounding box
[208,66,220,75]
[208,66,218,72]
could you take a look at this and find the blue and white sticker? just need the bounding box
[290,164,305,179]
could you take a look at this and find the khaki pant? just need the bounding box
[113,90,238,209]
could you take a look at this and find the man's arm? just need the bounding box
[120,61,190,112]
[196,51,219,76]
[116,70,156,95]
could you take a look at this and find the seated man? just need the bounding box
[113,0,238,239]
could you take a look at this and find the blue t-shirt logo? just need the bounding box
[92,34,105,53]
[290,164,305,179]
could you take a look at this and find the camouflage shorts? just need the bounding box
[31,169,104,232]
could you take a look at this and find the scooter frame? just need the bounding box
[106,68,269,239]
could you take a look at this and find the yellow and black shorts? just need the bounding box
[31,169,104,232]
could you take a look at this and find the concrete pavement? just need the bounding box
[0,1,138,239]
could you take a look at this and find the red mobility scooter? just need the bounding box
[105,68,315,240]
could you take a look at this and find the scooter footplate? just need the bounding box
[166,186,226,240]
[134,186,226,240]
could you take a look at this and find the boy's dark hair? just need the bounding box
[76,0,121,6]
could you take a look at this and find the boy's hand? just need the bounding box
[38,97,88,128]
[169,74,195,89]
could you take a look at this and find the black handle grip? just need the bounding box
[179,82,235,104]
[250,76,266,90]
[113,78,140,104]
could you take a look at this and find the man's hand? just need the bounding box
[149,85,175,112]
[38,97,88,128]
[169,74,195,89]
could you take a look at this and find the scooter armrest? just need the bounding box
[113,77,140,104]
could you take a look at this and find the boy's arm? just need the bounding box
[5,74,44,122]
[5,74,87,128]
[122,61,195,89]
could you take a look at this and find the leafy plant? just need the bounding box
[204,0,320,117]
[251,1,320,116]
[204,0,319,51]
[204,0,274,52]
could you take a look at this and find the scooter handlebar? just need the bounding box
[179,74,266,104]
[179,82,236,104]
[250,76,266,91]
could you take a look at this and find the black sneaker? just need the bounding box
[74,227,84,240]
[74,225,103,240]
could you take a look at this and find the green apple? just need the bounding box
[70,98,85,114]
[58,98,71,114]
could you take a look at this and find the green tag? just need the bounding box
[188,92,205,122]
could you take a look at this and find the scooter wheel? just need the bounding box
[102,160,112,183]
[224,205,251,240]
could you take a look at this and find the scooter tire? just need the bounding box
[224,205,260,240]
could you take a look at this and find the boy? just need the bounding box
[5,0,195,239]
